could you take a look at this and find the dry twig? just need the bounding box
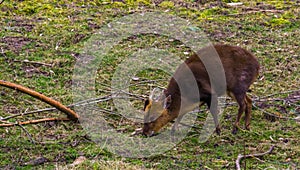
[1,107,58,121]
[0,119,36,144]
[16,124,36,144]
[0,117,70,127]
[227,5,284,16]
[236,145,275,170]
[13,59,53,67]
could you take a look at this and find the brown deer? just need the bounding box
[142,44,259,137]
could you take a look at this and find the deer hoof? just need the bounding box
[245,125,250,131]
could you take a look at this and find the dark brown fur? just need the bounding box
[143,44,260,136]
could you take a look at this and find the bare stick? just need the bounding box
[227,5,284,16]
[0,117,70,127]
[16,124,36,144]
[0,80,79,120]
[13,59,53,67]
[0,120,35,144]
[236,145,275,170]
[0,119,13,124]
[1,107,58,121]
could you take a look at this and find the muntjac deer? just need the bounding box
[142,44,259,137]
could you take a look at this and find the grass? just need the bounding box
[0,0,299,169]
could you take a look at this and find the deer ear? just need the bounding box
[143,99,150,111]
[150,88,161,101]
[163,95,172,109]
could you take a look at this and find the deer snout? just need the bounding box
[142,123,156,137]
[142,130,155,137]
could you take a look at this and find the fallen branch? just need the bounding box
[0,94,140,121]
[0,117,70,127]
[236,145,275,170]
[0,80,79,120]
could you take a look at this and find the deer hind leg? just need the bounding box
[232,93,246,134]
[244,95,252,130]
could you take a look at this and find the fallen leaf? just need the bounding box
[70,156,87,166]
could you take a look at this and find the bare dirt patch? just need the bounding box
[0,36,32,53]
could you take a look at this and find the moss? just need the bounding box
[198,8,215,20]
[282,11,296,20]
[159,1,175,9]
[269,17,291,26]
[135,0,151,6]
[112,1,127,7]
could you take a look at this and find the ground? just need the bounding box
[0,0,299,169]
